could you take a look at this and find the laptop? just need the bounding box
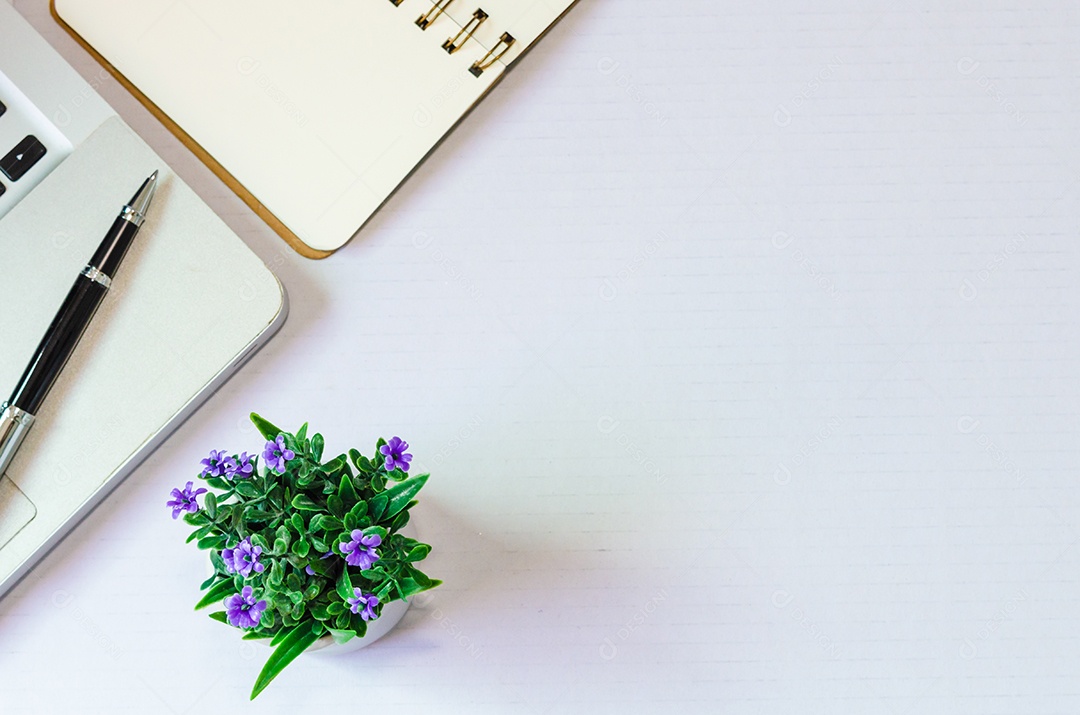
[0,4,288,598]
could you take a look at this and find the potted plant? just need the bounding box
[167,413,440,699]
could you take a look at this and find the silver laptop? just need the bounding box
[0,5,288,598]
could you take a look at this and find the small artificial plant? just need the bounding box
[167,413,440,699]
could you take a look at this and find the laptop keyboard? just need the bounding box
[0,70,72,219]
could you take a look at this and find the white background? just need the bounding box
[3,1,1080,713]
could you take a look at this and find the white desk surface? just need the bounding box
[4,1,1080,713]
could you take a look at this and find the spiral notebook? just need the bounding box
[52,0,577,258]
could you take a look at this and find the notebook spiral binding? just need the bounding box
[390,0,517,76]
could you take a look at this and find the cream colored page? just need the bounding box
[0,117,282,580]
[54,0,505,251]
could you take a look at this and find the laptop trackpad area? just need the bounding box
[0,477,36,549]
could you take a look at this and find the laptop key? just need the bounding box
[1,135,46,181]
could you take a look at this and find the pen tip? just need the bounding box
[149,170,159,181]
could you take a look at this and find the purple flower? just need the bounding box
[262,435,295,475]
[223,452,254,480]
[346,588,379,621]
[222,537,265,577]
[200,449,228,478]
[339,530,381,570]
[224,585,267,629]
[166,481,207,519]
[379,436,412,473]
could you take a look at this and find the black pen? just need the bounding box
[0,171,158,476]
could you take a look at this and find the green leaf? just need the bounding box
[327,601,345,616]
[199,573,218,591]
[291,494,320,511]
[295,422,308,443]
[405,544,432,561]
[363,525,388,541]
[275,525,292,550]
[389,508,411,532]
[186,524,213,544]
[305,557,333,578]
[242,631,272,640]
[204,476,230,490]
[289,512,306,534]
[312,537,328,553]
[334,611,350,630]
[370,473,386,493]
[250,622,324,700]
[250,413,282,442]
[195,579,236,610]
[202,492,217,519]
[318,515,343,533]
[207,610,229,624]
[375,580,396,601]
[311,433,325,463]
[234,480,259,498]
[269,559,285,587]
[360,566,387,580]
[380,475,428,521]
[183,510,208,526]
[347,500,368,520]
[196,534,226,551]
[349,449,372,473]
[231,506,245,533]
[327,628,356,645]
[319,454,348,478]
[327,495,345,518]
[208,550,228,575]
[292,539,311,558]
[369,494,388,522]
[338,474,358,504]
[397,576,442,598]
[335,566,354,601]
